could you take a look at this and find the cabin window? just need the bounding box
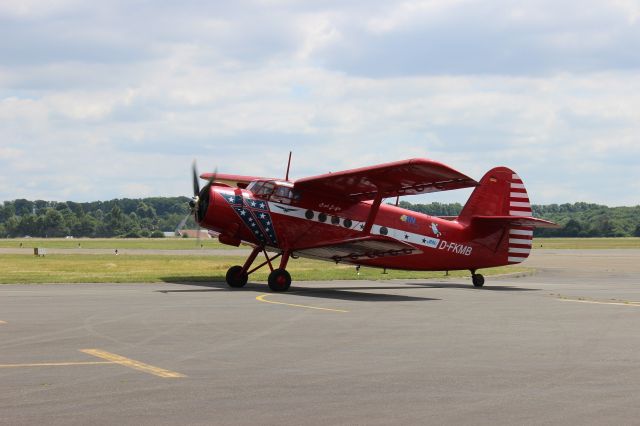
[271,184,302,203]
[255,182,275,197]
[274,186,293,199]
[249,181,301,202]
[248,181,275,198]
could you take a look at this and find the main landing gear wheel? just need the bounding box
[226,265,248,288]
[268,268,291,292]
[472,273,485,288]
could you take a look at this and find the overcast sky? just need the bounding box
[1,0,639,206]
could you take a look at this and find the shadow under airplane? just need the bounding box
[158,277,539,302]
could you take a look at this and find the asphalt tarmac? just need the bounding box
[1,250,639,425]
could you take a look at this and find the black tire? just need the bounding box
[226,265,248,288]
[472,274,485,288]
[267,268,292,292]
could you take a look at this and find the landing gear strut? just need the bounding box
[470,270,485,288]
[225,246,293,292]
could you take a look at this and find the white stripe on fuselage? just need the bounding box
[268,201,440,250]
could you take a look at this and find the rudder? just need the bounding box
[458,167,535,265]
[458,167,532,222]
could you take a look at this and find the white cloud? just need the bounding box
[366,0,469,34]
[0,0,639,206]
[0,147,22,160]
[0,0,83,19]
[295,13,343,60]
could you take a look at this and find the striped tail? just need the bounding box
[507,173,533,264]
[508,226,534,264]
[459,167,556,265]
[509,173,532,216]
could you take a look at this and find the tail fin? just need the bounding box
[458,167,557,265]
[458,167,533,222]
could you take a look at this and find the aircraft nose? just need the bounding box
[194,185,213,223]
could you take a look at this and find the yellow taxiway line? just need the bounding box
[558,298,640,307]
[80,349,186,378]
[0,361,113,368]
[256,294,348,313]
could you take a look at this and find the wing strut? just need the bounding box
[362,192,384,234]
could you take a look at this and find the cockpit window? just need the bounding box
[256,182,275,196]
[249,180,301,202]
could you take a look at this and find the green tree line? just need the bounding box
[1,198,639,238]
[0,198,195,238]
[401,201,640,237]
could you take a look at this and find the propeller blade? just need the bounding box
[192,160,200,197]
[189,162,218,229]
[174,213,191,236]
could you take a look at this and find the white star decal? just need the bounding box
[240,210,246,216]
[251,201,256,207]
[260,213,266,219]
[259,203,265,209]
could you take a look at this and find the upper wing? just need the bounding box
[293,158,478,202]
[199,173,274,189]
[292,235,421,263]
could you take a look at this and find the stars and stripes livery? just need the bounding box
[507,173,533,264]
[508,173,533,217]
[222,193,278,246]
[508,227,533,264]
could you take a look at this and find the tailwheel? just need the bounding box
[226,265,248,288]
[268,268,291,292]
[472,273,485,288]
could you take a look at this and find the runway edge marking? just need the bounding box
[256,294,348,313]
[0,361,113,368]
[80,349,186,378]
[557,297,640,307]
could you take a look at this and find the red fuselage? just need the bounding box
[200,185,511,272]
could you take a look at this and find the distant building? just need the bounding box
[177,229,213,239]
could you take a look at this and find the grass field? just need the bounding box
[0,238,232,250]
[2,237,640,251]
[1,237,636,285]
[0,254,529,284]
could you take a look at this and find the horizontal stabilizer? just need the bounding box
[472,215,560,229]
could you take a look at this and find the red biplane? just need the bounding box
[187,157,557,291]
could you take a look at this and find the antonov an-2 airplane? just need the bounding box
[185,157,557,292]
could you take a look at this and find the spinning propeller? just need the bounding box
[174,161,217,238]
